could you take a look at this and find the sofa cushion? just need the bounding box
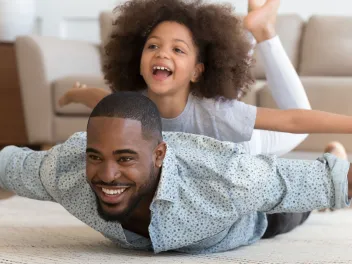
[53,116,90,143]
[53,75,110,115]
[240,80,266,106]
[252,14,304,79]
[257,76,352,152]
[300,16,352,76]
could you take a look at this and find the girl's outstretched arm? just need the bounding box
[255,107,352,134]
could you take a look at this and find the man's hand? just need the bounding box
[0,188,15,200]
[243,0,280,43]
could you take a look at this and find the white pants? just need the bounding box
[243,36,311,156]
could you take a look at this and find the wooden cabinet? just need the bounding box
[0,42,28,145]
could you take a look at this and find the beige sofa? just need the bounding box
[15,13,352,151]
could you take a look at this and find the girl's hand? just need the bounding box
[58,82,111,109]
[58,81,87,107]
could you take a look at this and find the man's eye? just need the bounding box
[88,155,101,161]
[118,157,133,162]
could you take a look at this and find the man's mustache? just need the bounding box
[91,181,134,187]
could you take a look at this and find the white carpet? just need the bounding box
[1,196,352,264]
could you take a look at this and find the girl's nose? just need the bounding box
[155,48,170,59]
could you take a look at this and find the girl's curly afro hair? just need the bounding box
[103,0,254,100]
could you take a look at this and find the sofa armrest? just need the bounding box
[15,35,102,144]
[240,80,266,106]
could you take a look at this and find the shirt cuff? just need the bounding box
[323,153,351,209]
[0,146,20,189]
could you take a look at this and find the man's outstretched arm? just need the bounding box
[163,132,351,216]
[0,132,87,202]
[227,153,351,215]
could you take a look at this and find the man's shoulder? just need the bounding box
[60,132,87,151]
[46,132,87,172]
[162,132,246,155]
[67,131,87,142]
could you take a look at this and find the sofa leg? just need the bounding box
[41,144,54,151]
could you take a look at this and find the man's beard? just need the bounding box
[95,168,158,223]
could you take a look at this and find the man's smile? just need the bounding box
[93,185,132,205]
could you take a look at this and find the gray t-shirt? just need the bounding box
[161,93,257,143]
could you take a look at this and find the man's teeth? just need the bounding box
[102,188,126,195]
[153,66,171,72]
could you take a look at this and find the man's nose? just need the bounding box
[99,161,120,183]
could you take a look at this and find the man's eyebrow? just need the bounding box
[86,148,100,154]
[86,148,137,155]
[113,149,138,155]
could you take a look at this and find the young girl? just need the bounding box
[59,0,340,156]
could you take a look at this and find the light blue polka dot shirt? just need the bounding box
[0,132,350,254]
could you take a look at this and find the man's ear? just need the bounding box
[191,63,205,83]
[154,141,167,168]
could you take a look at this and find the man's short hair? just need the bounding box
[89,92,162,142]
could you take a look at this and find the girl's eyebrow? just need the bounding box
[147,36,159,41]
[174,39,190,49]
[148,36,190,49]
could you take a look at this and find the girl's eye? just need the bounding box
[174,48,184,54]
[148,44,158,49]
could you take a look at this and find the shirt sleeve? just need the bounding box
[0,132,87,202]
[227,153,350,215]
[201,98,257,142]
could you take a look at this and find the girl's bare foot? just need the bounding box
[244,0,280,42]
[324,141,348,160]
[319,141,348,212]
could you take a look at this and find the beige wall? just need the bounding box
[33,0,352,43]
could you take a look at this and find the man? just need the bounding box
[0,92,350,254]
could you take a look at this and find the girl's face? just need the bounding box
[140,21,204,97]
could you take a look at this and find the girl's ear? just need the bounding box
[191,63,205,83]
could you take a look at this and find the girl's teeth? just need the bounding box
[153,66,171,72]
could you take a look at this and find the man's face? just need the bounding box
[86,117,162,222]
